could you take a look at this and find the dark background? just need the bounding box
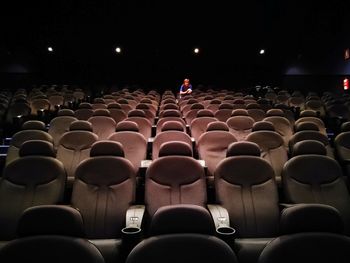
[0,0,349,93]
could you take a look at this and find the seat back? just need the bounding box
[0,141,66,240]
[215,142,279,237]
[72,141,136,238]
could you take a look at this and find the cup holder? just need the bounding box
[216,226,236,236]
[216,226,236,243]
[121,227,142,235]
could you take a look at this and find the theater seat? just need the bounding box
[108,121,148,173]
[258,232,350,263]
[71,141,136,239]
[214,142,279,238]
[246,121,287,184]
[145,142,206,218]
[5,120,53,166]
[283,140,350,234]
[56,121,98,183]
[0,141,66,240]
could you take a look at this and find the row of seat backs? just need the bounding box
[2,139,350,241]
[2,202,349,263]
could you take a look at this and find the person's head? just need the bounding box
[183,79,190,87]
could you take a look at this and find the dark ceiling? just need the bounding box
[0,0,349,86]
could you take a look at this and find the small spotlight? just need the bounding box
[194,48,199,54]
[259,49,265,55]
[48,47,53,52]
[115,47,121,53]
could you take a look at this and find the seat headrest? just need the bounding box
[128,109,146,118]
[266,109,285,117]
[93,98,105,104]
[136,103,150,110]
[206,121,229,132]
[161,109,181,117]
[150,205,215,236]
[300,110,317,117]
[227,142,260,157]
[231,109,249,116]
[341,121,350,132]
[292,140,327,156]
[280,204,343,235]
[17,205,85,238]
[22,121,46,131]
[161,121,185,132]
[19,140,55,157]
[140,98,152,104]
[158,141,193,157]
[78,102,92,109]
[90,141,124,157]
[246,103,261,109]
[69,120,93,131]
[252,121,275,131]
[92,109,110,116]
[196,109,214,117]
[117,98,129,104]
[57,109,75,116]
[218,103,234,110]
[295,122,319,132]
[209,99,221,104]
[116,121,139,132]
[190,103,204,110]
[233,99,245,104]
[107,103,122,109]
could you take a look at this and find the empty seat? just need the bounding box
[184,103,205,125]
[5,121,53,166]
[126,233,237,263]
[226,115,255,141]
[246,121,287,184]
[258,232,350,263]
[149,204,215,236]
[152,121,192,160]
[56,121,98,183]
[263,115,293,147]
[107,104,127,124]
[88,112,116,140]
[215,142,279,237]
[156,117,186,134]
[125,113,152,140]
[48,110,77,149]
[289,129,334,158]
[247,108,266,122]
[108,121,148,173]
[145,142,206,217]
[0,206,104,263]
[282,140,350,234]
[197,122,237,180]
[75,105,94,120]
[0,141,66,240]
[335,131,350,172]
[71,141,136,238]
[190,113,217,143]
[294,116,327,135]
[30,98,50,115]
[214,104,234,122]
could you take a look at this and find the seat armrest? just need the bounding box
[207,204,232,229]
[125,205,145,229]
[207,204,236,242]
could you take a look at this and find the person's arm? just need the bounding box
[186,84,193,94]
[179,85,187,95]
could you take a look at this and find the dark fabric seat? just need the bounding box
[283,140,350,234]
[71,141,136,239]
[215,142,279,238]
[0,141,66,240]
